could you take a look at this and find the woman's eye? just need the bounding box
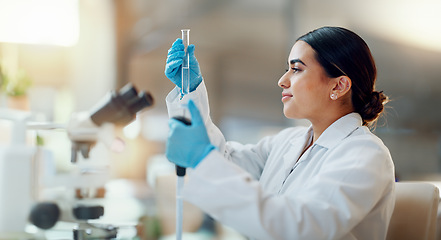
[285,68,300,73]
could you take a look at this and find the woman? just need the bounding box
[164,26,395,240]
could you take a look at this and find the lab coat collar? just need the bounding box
[283,127,314,175]
[313,112,363,149]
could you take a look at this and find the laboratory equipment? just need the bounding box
[0,109,35,234]
[69,83,154,163]
[173,117,190,240]
[173,29,192,240]
[180,29,190,98]
[26,83,153,239]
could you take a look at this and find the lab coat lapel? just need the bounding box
[282,126,313,176]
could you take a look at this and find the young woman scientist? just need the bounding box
[164,26,395,240]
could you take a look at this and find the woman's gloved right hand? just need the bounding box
[165,38,203,92]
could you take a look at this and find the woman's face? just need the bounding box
[278,40,334,121]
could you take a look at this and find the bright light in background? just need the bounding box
[350,0,441,52]
[0,0,79,46]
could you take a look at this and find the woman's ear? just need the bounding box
[330,76,351,100]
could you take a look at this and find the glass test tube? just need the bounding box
[181,29,190,97]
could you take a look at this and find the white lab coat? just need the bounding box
[166,82,395,240]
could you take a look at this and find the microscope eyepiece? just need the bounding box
[90,83,154,126]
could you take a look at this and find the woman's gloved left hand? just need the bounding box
[166,99,216,168]
[164,38,203,92]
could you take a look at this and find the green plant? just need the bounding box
[1,68,32,97]
[36,134,45,146]
[0,65,4,91]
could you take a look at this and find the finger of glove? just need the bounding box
[166,50,185,64]
[187,44,195,55]
[168,38,184,53]
[187,45,198,64]
[165,59,182,77]
[187,45,201,74]
[188,99,204,126]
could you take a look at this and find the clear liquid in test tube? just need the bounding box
[181,29,190,97]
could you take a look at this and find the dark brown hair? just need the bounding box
[297,26,388,126]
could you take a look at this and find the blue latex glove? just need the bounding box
[166,100,216,168]
[165,38,203,92]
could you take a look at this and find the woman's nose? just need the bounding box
[278,72,290,89]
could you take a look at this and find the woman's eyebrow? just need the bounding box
[289,59,307,66]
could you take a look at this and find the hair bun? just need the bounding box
[360,91,389,125]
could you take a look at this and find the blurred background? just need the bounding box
[0,0,440,238]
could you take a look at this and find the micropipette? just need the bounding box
[174,119,189,240]
[172,28,191,240]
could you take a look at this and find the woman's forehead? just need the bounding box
[288,40,316,65]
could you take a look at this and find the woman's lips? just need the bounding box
[282,93,293,102]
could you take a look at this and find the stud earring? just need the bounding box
[330,93,337,100]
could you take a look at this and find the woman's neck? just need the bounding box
[310,110,354,143]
